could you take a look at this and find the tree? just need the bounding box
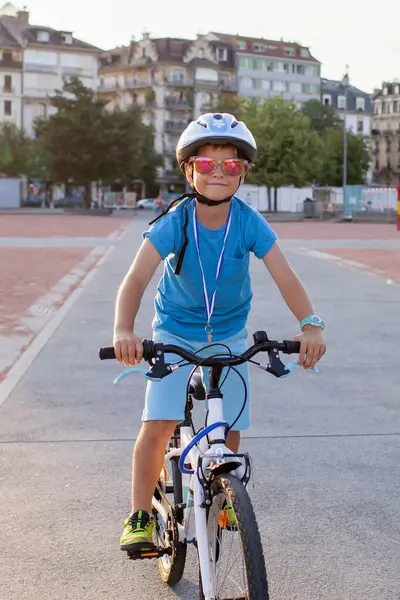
[317,129,370,186]
[301,99,340,136]
[35,77,162,208]
[243,96,322,211]
[0,123,52,180]
[212,93,247,119]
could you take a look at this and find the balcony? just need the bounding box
[165,120,187,132]
[165,78,194,88]
[24,63,58,74]
[124,78,152,90]
[165,97,192,110]
[1,87,15,95]
[0,58,22,69]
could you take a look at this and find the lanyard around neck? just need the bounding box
[192,203,232,331]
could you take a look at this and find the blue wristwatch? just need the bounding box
[300,315,324,330]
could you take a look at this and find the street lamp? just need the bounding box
[342,67,350,191]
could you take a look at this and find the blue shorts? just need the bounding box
[142,328,251,431]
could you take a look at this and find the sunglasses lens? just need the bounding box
[194,157,215,174]
[224,159,244,176]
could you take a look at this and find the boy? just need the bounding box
[113,113,326,551]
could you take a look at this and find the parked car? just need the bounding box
[136,198,157,209]
[53,194,84,208]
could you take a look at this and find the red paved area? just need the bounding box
[0,214,131,238]
[318,248,400,283]
[271,221,400,240]
[0,247,91,336]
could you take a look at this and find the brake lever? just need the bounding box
[259,345,290,378]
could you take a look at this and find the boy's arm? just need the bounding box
[113,239,161,364]
[262,243,326,369]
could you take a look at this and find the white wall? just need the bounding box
[0,178,21,208]
[238,183,313,212]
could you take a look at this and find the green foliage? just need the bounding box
[35,77,162,208]
[242,96,322,210]
[301,99,341,136]
[317,129,370,186]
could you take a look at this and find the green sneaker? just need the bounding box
[120,510,156,552]
[224,501,238,531]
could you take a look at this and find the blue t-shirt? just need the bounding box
[143,196,277,342]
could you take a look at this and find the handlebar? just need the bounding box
[99,331,301,379]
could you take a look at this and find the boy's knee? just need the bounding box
[141,420,176,444]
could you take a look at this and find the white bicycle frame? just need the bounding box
[152,391,247,600]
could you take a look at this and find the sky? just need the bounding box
[7,0,400,93]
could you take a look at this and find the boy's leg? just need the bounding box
[131,419,176,514]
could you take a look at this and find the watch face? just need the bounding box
[312,316,322,324]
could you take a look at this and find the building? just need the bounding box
[99,33,237,191]
[371,81,400,185]
[0,20,22,127]
[0,2,100,135]
[205,32,321,106]
[321,77,372,136]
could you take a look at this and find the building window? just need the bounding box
[393,101,398,113]
[357,119,364,133]
[4,75,12,93]
[253,43,265,52]
[171,69,184,82]
[61,32,73,44]
[337,95,346,109]
[303,83,319,94]
[356,97,366,111]
[237,40,247,49]
[238,56,248,68]
[284,47,295,56]
[300,48,310,57]
[323,94,331,106]
[252,79,262,89]
[262,80,270,90]
[290,82,302,93]
[253,59,264,70]
[283,63,290,72]
[37,30,50,42]
[198,48,205,59]
[296,64,304,75]
[273,80,287,92]
[4,100,12,116]
[240,76,252,88]
[3,51,12,61]
[216,47,227,61]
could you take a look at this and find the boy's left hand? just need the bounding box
[293,326,326,370]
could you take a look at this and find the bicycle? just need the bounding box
[99,330,302,600]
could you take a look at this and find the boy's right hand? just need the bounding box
[113,330,143,366]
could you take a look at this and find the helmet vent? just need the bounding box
[231,120,239,128]
[196,118,208,128]
[213,113,223,120]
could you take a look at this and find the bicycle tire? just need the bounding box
[199,473,269,600]
[158,456,187,585]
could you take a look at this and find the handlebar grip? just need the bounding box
[283,341,301,354]
[99,346,116,360]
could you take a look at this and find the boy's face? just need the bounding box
[185,144,247,202]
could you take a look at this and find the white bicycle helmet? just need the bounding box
[176,112,257,168]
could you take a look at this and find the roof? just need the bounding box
[100,36,236,71]
[0,21,19,46]
[23,26,102,51]
[209,31,320,63]
[321,78,373,113]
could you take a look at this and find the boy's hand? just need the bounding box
[293,326,326,370]
[113,330,143,366]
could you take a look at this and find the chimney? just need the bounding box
[17,8,29,25]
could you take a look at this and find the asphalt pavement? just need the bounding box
[0,212,399,600]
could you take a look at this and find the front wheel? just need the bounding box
[199,473,269,600]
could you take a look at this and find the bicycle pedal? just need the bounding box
[127,547,172,561]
